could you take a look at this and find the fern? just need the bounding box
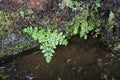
[66,10,95,39]
[108,11,115,27]
[23,27,68,63]
[65,1,101,39]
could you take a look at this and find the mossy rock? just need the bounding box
[0,31,38,58]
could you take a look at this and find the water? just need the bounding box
[0,36,120,80]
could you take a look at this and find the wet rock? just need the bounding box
[101,74,109,80]
[2,33,24,47]
[97,58,103,66]
[25,73,35,80]
[0,31,38,58]
[111,76,117,80]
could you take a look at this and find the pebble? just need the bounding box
[97,58,103,66]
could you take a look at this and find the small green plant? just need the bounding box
[114,44,120,51]
[65,1,101,39]
[19,10,25,18]
[0,10,16,33]
[108,11,115,28]
[0,11,6,30]
[23,27,68,63]
[66,9,96,39]
[19,9,33,18]
[0,74,9,80]
[61,0,74,9]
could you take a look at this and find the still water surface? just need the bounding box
[0,36,120,80]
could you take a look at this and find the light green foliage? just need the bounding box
[108,11,115,27]
[19,9,33,18]
[61,0,74,9]
[0,74,9,80]
[0,11,6,30]
[65,1,101,39]
[61,0,84,9]
[114,44,120,51]
[20,10,25,18]
[80,19,95,39]
[66,10,96,39]
[23,27,68,63]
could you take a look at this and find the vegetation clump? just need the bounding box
[0,10,16,32]
[0,74,9,80]
[23,26,68,63]
[22,0,117,63]
[65,1,101,39]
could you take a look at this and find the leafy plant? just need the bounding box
[0,10,16,33]
[0,11,6,30]
[0,74,9,80]
[61,0,74,9]
[19,9,33,18]
[23,27,68,63]
[66,9,96,39]
[65,1,101,39]
[20,10,25,18]
[114,44,120,51]
[108,11,115,27]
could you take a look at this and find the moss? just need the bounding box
[0,34,36,57]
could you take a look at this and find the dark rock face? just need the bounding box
[2,33,24,47]
[0,31,38,57]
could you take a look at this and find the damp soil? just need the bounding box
[0,36,120,80]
